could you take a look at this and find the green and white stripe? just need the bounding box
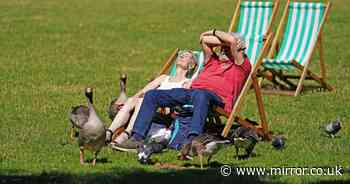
[237,1,273,64]
[264,2,326,70]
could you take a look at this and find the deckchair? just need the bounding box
[217,0,280,139]
[160,35,273,140]
[261,0,334,96]
[228,0,280,64]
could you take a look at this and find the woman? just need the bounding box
[105,51,198,145]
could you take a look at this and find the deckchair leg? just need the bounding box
[274,70,297,89]
[258,70,286,89]
[222,76,270,140]
[268,69,297,89]
[252,76,270,140]
[291,61,334,92]
[259,69,298,96]
[317,35,327,79]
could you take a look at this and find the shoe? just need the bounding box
[114,131,129,145]
[105,129,113,144]
[111,137,143,153]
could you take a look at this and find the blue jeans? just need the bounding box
[132,88,224,139]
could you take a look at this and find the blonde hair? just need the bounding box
[176,50,198,78]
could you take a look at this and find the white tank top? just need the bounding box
[157,76,188,90]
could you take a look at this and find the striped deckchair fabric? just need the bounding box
[235,1,275,64]
[263,2,326,70]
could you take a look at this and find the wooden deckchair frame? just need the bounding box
[220,0,280,140]
[260,0,334,96]
[221,34,273,140]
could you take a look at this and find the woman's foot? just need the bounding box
[113,131,130,145]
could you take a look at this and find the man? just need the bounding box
[114,30,252,152]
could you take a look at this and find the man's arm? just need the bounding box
[200,31,224,65]
[211,30,245,65]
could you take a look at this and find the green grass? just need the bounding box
[0,0,349,183]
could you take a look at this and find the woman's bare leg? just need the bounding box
[108,97,138,132]
[112,97,143,145]
[125,97,144,134]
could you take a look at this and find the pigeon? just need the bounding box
[323,118,342,138]
[137,142,167,165]
[231,126,259,159]
[271,135,286,150]
[179,133,231,169]
[69,88,106,166]
[108,73,128,120]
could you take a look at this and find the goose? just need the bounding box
[69,87,106,166]
[108,73,128,120]
[178,133,231,169]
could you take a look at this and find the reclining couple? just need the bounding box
[106,29,252,152]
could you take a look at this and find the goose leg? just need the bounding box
[70,127,77,143]
[92,151,99,166]
[199,154,203,170]
[79,149,85,165]
[207,155,212,168]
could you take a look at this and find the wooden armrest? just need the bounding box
[214,107,230,117]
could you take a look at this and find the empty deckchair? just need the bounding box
[228,0,279,64]
[160,35,273,140]
[261,0,334,96]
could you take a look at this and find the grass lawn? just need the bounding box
[0,0,349,183]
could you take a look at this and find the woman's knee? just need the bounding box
[122,98,136,111]
[144,89,159,99]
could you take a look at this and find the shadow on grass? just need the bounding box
[1,166,349,184]
[0,166,273,184]
[308,181,350,184]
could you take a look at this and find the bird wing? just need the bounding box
[69,105,89,128]
[234,137,255,149]
[194,133,216,145]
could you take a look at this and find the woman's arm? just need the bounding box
[134,75,167,97]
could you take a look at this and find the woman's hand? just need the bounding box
[183,81,192,89]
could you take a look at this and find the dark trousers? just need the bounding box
[132,88,224,139]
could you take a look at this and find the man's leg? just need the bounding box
[188,89,224,137]
[131,88,191,140]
